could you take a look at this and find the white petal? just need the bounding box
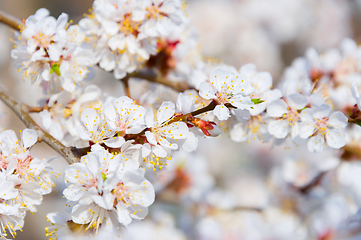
[47,212,68,225]
[267,99,288,117]
[21,129,38,149]
[328,111,348,129]
[141,143,152,157]
[92,193,113,210]
[145,131,157,145]
[313,104,331,119]
[144,108,155,128]
[230,123,247,142]
[182,132,198,152]
[116,205,132,225]
[233,109,251,122]
[230,95,254,109]
[268,120,289,139]
[310,93,325,108]
[288,93,307,110]
[71,204,92,224]
[351,82,361,109]
[299,122,315,139]
[308,134,325,153]
[81,108,99,132]
[326,129,346,149]
[161,122,188,139]
[156,101,175,124]
[76,125,91,141]
[213,104,230,121]
[199,82,217,100]
[104,136,125,148]
[48,44,61,61]
[153,145,167,158]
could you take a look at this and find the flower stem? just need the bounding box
[0,86,79,164]
[0,10,23,31]
[168,101,217,124]
[125,69,193,92]
[348,118,361,125]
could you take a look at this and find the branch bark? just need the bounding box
[0,86,79,164]
[0,10,23,31]
[127,70,193,92]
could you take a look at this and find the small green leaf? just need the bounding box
[251,98,265,105]
[101,172,107,181]
[50,63,61,76]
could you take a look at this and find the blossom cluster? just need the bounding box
[0,129,55,238]
[11,8,96,93]
[1,0,361,239]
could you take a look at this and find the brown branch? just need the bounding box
[0,10,24,31]
[168,100,227,124]
[71,102,218,158]
[71,146,91,159]
[121,74,131,97]
[27,106,45,113]
[298,172,326,194]
[349,118,361,125]
[0,86,79,164]
[341,144,361,160]
[127,70,193,92]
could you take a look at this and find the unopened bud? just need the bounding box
[191,118,219,137]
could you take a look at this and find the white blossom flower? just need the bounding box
[143,101,188,159]
[0,129,57,195]
[39,85,103,146]
[175,93,198,152]
[0,129,37,163]
[64,144,155,231]
[267,94,308,139]
[240,63,282,116]
[0,202,24,239]
[199,67,254,121]
[351,81,361,110]
[230,114,271,143]
[77,108,124,148]
[104,96,146,136]
[11,8,94,93]
[299,104,348,153]
[132,0,185,39]
[82,0,157,79]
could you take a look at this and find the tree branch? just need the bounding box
[127,70,193,92]
[349,118,361,125]
[0,86,79,164]
[0,10,23,31]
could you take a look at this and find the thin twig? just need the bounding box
[27,106,45,113]
[127,70,193,92]
[0,10,23,31]
[348,118,361,125]
[0,86,79,164]
[121,74,131,97]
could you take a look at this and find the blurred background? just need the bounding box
[1,0,361,239]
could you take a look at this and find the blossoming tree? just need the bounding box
[0,1,361,239]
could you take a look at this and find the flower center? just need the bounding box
[32,31,53,48]
[146,5,163,19]
[314,117,329,135]
[281,107,300,127]
[119,14,139,37]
